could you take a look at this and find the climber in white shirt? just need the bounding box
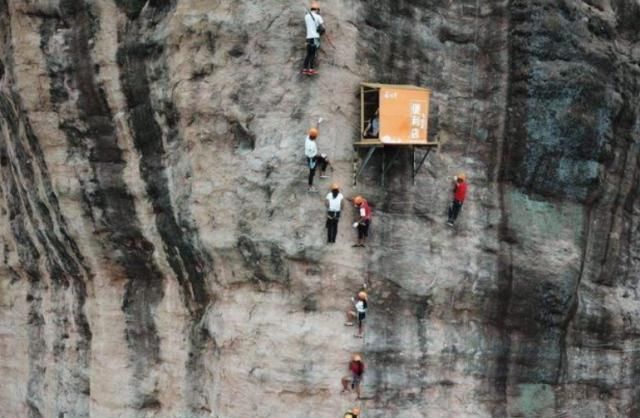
[303,119,331,192]
[302,1,324,75]
[325,183,344,243]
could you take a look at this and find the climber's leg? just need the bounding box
[341,376,351,393]
[357,220,369,246]
[308,157,317,190]
[357,312,365,337]
[448,200,463,224]
[318,154,329,178]
[345,310,356,325]
[303,39,317,70]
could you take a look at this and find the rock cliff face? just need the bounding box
[0,0,639,417]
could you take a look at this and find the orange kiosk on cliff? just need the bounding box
[355,82,439,185]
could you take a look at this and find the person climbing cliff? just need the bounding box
[447,173,468,226]
[341,354,365,400]
[326,183,343,243]
[343,406,361,418]
[302,1,325,75]
[352,196,371,247]
[345,290,368,338]
[304,118,329,192]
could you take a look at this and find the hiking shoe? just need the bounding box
[308,186,318,192]
[301,69,310,74]
[320,175,329,179]
[307,69,318,75]
[344,322,354,326]
[446,221,454,227]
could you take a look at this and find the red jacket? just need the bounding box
[350,360,365,376]
[454,182,467,203]
[359,200,372,221]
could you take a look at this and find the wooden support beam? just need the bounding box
[382,148,402,187]
[360,86,365,141]
[355,147,377,184]
[412,147,432,184]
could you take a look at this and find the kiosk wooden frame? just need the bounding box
[354,82,439,186]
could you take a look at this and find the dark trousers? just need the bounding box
[357,220,370,239]
[307,157,316,186]
[303,39,318,69]
[307,156,329,186]
[326,211,340,243]
[448,200,463,223]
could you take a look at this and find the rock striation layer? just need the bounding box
[0,0,639,417]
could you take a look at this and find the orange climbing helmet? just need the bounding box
[330,183,340,190]
[309,128,318,138]
[456,173,466,182]
[353,196,364,206]
[351,407,361,415]
[358,291,368,301]
[310,1,320,10]
[352,354,362,362]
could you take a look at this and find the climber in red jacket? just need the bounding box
[352,196,371,247]
[341,354,365,400]
[447,173,468,227]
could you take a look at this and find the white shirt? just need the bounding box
[360,207,366,217]
[355,300,366,313]
[305,11,324,39]
[370,117,379,136]
[326,192,344,212]
[305,136,318,158]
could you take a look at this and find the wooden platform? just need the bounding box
[354,139,440,148]
[355,82,439,186]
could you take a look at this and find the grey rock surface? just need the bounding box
[0,0,639,417]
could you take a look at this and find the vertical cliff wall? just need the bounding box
[0,0,639,417]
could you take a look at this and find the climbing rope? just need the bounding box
[463,0,481,161]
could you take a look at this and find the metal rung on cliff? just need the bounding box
[354,83,439,186]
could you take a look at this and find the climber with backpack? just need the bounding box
[343,407,361,418]
[302,1,325,75]
[352,196,371,247]
[447,173,468,227]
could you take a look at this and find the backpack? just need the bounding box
[309,11,325,35]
